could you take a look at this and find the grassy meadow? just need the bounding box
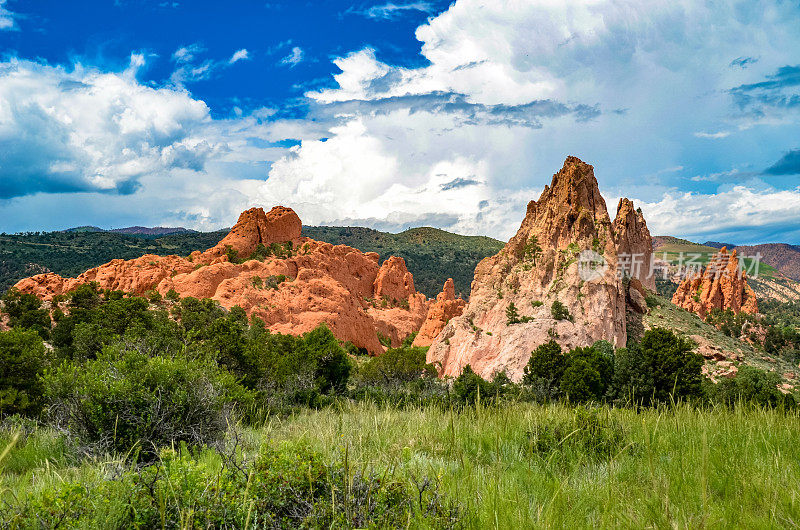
[3,401,800,528]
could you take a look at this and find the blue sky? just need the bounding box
[1,0,799,244]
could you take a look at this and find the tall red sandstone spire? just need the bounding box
[426,156,634,381]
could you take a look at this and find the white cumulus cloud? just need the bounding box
[637,186,800,244]
[269,0,800,239]
[229,48,250,64]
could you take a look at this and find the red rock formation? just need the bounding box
[412,278,466,347]
[200,206,303,263]
[12,206,431,354]
[427,156,633,381]
[613,198,656,292]
[671,247,758,318]
[13,255,195,299]
[373,256,416,302]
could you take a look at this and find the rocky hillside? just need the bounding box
[733,243,800,281]
[427,156,653,381]
[0,225,502,298]
[644,293,798,392]
[13,207,465,354]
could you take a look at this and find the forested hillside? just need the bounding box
[0,230,228,293]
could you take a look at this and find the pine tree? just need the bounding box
[506,302,520,325]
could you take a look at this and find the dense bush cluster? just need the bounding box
[2,441,459,528]
[1,284,355,451]
[521,330,704,406]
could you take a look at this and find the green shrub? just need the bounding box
[0,329,50,417]
[42,347,253,459]
[250,242,270,261]
[551,300,573,321]
[614,328,703,405]
[401,331,418,348]
[506,302,520,324]
[453,365,495,405]
[264,274,287,290]
[357,346,436,387]
[525,406,626,461]
[52,295,159,361]
[645,294,660,308]
[175,297,226,338]
[560,346,613,403]
[709,365,796,409]
[506,301,533,325]
[4,441,459,528]
[523,235,542,264]
[243,324,352,410]
[224,244,241,263]
[523,340,613,403]
[165,288,180,301]
[68,282,102,310]
[300,324,352,394]
[522,340,564,398]
[1,288,51,339]
[145,289,162,303]
[377,331,392,348]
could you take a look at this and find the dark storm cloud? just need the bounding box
[729,64,800,114]
[765,149,800,175]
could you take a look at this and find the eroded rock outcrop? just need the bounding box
[13,255,196,300]
[412,279,466,347]
[13,206,431,354]
[374,256,416,302]
[197,206,303,263]
[613,198,656,292]
[427,156,636,381]
[671,247,758,318]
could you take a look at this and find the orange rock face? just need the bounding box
[412,279,466,347]
[671,247,758,319]
[613,198,656,292]
[201,206,303,263]
[373,256,416,302]
[13,255,196,299]
[427,156,652,381]
[12,206,433,354]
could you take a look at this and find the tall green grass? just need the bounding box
[2,401,800,528]
[255,401,800,528]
